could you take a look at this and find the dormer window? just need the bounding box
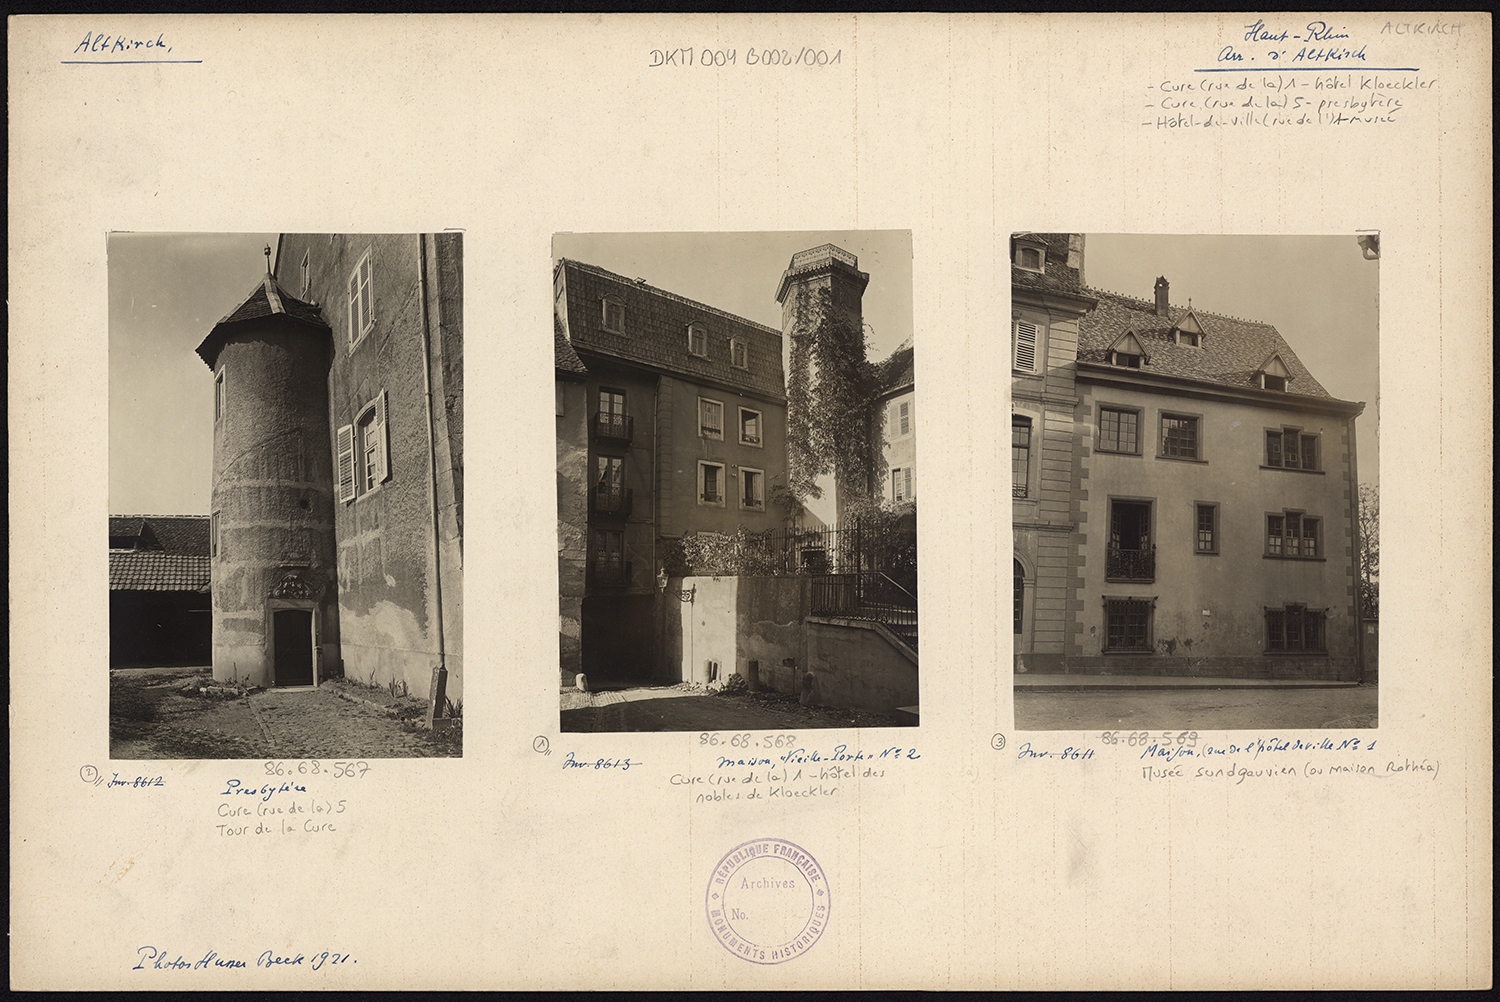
[1256,352,1293,391]
[601,297,625,333]
[1012,235,1047,274]
[687,323,708,358]
[1107,330,1148,369]
[1171,309,1206,348]
[730,339,748,369]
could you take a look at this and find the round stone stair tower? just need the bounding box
[195,264,339,687]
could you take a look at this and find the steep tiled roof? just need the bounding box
[195,275,330,370]
[1011,232,1091,298]
[110,552,211,592]
[554,314,588,375]
[109,515,210,554]
[875,337,914,395]
[1078,288,1333,398]
[557,259,786,401]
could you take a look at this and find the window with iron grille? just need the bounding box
[1265,428,1320,471]
[1104,597,1154,652]
[698,461,725,506]
[1267,511,1321,558]
[698,397,724,439]
[1012,417,1032,498]
[1098,406,1140,454]
[1012,319,1039,372]
[592,529,625,584]
[1265,604,1327,653]
[597,388,628,438]
[1159,413,1200,460]
[1195,503,1219,554]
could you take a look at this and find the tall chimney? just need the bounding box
[1154,276,1169,317]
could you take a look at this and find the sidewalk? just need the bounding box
[1016,673,1363,691]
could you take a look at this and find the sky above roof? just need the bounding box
[552,230,915,363]
[1084,233,1379,484]
[110,232,277,515]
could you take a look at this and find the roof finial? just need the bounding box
[264,244,272,276]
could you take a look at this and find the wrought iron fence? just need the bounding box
[810,571,918,649]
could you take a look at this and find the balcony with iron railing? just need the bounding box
[1106,544,1156,582]
[590,485,634,519]
[593,413,633,444]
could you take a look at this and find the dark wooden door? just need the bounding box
[273,609,314,686]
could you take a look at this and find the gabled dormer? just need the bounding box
[1171,309,1206,347]
[1257,352,1293,391]
[1107,329,1148,369]
[1011,233,1048,274]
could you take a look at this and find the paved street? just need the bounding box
[560,684,903,732]
[1014,683,1377,732]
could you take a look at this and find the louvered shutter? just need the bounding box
[374,390,390,483]
[359,257,373,333]
[348,275,360,343]
[1013,320,1038,371]
[336,424,356,503]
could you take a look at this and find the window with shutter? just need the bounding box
[898,400,910,436]
[336,424,356,503]
[1012,319,1039,372]
[348,250,374,346]
[698,398,724,439]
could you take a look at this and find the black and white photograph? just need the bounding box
[554,231,918,732]
[1010,233,1378,732]
[109,232,464,758]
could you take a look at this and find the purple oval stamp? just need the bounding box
[706,838,829,964]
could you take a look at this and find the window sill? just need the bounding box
[1096,448,1142,458]
[1262,554,1326,562]
[1260,465,1325,475]
[1262,650,1329,656]
[1105,577,1156,585]
[1012,368,1041,377]
[1156,454,1208,464]
[739,440,763,449]
[1194,550,1220,556]
[1101,648,1153,655]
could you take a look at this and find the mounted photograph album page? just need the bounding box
[9,12,1492,991]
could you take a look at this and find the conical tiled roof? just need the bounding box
[195,274,330,369]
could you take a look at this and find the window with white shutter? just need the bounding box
[336,424,356,503]
[348,250,374,346]
[1013,319,1039,372]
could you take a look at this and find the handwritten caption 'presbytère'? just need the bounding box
[210,763,370,837]
[1141,19,1460,129]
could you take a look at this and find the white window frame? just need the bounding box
[687,323,709,358]
[892,466,913,503]
[1013,238,1047,273]
[337,389,390,504]
[739,466,766,511]
[697,461,727,508]
[214,368,226,422]
[1012,318,1040,373]
[730,339,749,369]
[347,249,375,347]
[601,297,625,333]
[738,407,763,447]
[698,397,724,440]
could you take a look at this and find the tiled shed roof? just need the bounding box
[875,337,914,395]
[195,274,330,370]
[110,552,211,593]
[1078,288,1334,398]
[556,259,786,401]
[554,314,589,375]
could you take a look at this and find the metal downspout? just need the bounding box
[417,233,449,722]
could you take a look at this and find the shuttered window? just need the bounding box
[1012,319,1039,372]
[348,250,374,346]
[340,390,390,503]
[336,424,356,503]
